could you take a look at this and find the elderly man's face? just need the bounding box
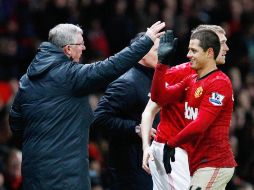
[65,33,86,62]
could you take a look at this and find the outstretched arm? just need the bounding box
[151,30,188,106]
[168,108,217,147]
[69,21,166,94]
[151,65,191,106]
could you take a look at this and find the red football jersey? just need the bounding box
[151,63,195,151]
[183,70,237,175]
[151,65,237,175]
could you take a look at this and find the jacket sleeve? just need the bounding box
[91,79,139,141]
[66,35,154,94]
[9,90,25,136]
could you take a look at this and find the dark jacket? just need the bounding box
[91,64,159,190]
[9,35,153,190]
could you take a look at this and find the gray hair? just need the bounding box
[191,25,226,35]
[48,24,83,48]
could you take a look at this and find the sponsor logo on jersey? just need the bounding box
[185,102,198,120]
[194,87,203,98]
[209,92,225,106]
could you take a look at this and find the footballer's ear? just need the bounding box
[207,47,215,59]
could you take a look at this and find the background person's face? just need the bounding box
[216,32,229,65]
[142,38,160,68]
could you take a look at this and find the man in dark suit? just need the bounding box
[91,33,160,190]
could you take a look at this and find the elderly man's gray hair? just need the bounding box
[48,24,83,48]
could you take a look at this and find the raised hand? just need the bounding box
[145,21,166,42]
[158,30,178,65]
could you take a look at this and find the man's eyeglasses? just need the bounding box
[61,43,85,48]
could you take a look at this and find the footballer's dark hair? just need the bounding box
[190,30,221,59]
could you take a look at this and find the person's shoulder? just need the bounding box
[211,70,232,86]
[171,62,189,70]
[109,70,134,87]
[204,70,232,91]
[217,70,231,81]
[19,74,29,88]
[118,67,139,81]
[171,62,194,74]
[165,62,195,83]
[20,74,27,82]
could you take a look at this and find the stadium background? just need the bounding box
[0,0,253,189]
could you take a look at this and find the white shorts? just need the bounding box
[190,167,235,190]
[149,141,190,190]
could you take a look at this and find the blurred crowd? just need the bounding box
[0,0,254,189]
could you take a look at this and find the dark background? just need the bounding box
[0,0,254,189]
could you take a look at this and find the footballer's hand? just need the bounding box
[145,21,166,42]
[158,30,178,66]
[163,144,175,174]
[142,147,154,174]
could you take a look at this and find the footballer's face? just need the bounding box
[216,32,229,65]
[187,39,208,71]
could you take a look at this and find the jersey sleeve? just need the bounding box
[151,63,191,107]
[199,79,233,116]
[150,64,168,105]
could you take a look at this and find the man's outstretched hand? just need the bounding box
[145,21,166,42]
[163,143,175,174]
[158,30,178,66]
